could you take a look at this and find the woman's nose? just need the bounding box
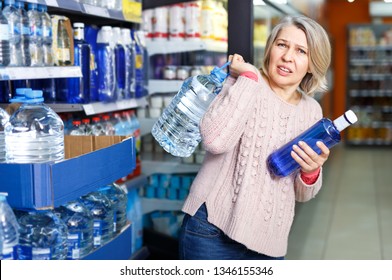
[282,48,294,62]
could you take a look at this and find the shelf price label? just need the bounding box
[83,4,110,18]
[45,0,59,7]
[122,0,142,23]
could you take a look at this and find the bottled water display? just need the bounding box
[15,1,31,66]
[17,210,68,260]
[96,26,116,102]
[38,4,53,66]
[0,193,19,260]
[0,108,10,163]
[267,110,358,177]
[97,183,128,235]
[152,62,230,157]
[79,192,114,248]
[5,90,65,163]
[3,0,22,66]
[55,200,94,259]
[0,1,11,67]
[68,22,91,104]
[27,3,43,66]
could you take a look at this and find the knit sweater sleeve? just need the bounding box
[200,76,261,154]
[294,99,324,202]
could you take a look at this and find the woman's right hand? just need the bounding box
[228,53,258,78]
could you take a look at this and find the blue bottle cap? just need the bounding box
[210,61,231,83]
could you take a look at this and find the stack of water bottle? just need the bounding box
[0,181,130,260]
[0,0,149,104]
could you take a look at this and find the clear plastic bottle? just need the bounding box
[0,2,11,67]
[267,110,359,177]
[79,191,114,248]
[151,61,230,157]
[38,4,53,66]
[55,200,94,259]
[15,1,31,66]
[5,90,65,163]
[56,19,71,66]
[121,28,135,99]
[0,108,10,163]
[3,0,22,66]
[69,120,85,135]
[96,26,116,102]
[68,22,91,104]
[113,27,125,100]
[97,183,128,235]
[27,3,43,66]
[17,210,68,260]
[91,116,105,136]
[0,193,19,260]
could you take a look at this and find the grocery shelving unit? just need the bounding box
[346,24,392,146]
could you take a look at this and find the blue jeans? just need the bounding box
[178,204,284,260]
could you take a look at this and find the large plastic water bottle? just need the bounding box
[97,183,128,235]
[3,0,22,66]
[0,193,19,260]
[5,90,65,163]
[68,22,91,104]
[151,62,230,157]
[17,210,68,260]
[267,110,359,177]
[15,1,31,66]
[113,27,126,100]
[121,28,135,99]
[27,3,43,66]
[79,192,114,248]
[0,108,10,163]
[96,26,116,102]
[38,4,53,66]
[0,2,11,67]
[55,200,94,260]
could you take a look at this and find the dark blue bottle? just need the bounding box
[267,110,358,177]
[84,25,99,102]
[131,30,145,98]
[113,27,125,100]
[67,22,91,104]
[121,28,135,99]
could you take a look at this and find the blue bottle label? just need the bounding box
[67,232,81,259]
[1,246,16,260]
[93,220,102,246]
[32,247,51,260]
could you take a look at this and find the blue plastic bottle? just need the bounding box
[67,22,91,104]
[121,28,135,99]
[84,25,99,102]
[131,30,145,98]
[113,27,126,100]
[96,26,116,102]
[0,193,19,260]
[151,61,230,157]
[267,110,358,177]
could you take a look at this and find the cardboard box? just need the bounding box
[0,137,135,210]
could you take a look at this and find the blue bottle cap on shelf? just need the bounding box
[15,88,32,96]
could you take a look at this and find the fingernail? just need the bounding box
[299,141,304,146]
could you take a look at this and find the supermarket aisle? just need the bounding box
[286,145,392,260]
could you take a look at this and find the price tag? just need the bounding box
[83,4,110,18]
[83,104,95,116]
[45,0,59,7]
[122,0,142,23]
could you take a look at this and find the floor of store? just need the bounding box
[286,144,392,260]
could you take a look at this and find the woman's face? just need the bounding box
[267,25,310,91]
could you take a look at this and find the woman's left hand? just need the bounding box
[291,141,330,174]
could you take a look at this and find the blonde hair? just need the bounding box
[261,15,331,96]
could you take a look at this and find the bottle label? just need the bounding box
[0,24,10,40]
[67,233,81,259]
[57,48,71,61]
[32,247,52,260]
[93,220,103,246]
[22,26,30,35]
[1,246,16,260]
[42,27,52,38]
[30,26,43,37]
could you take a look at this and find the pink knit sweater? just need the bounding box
[182,75,324,257]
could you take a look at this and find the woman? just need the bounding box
[178,15,332,260]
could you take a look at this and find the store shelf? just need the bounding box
[147,40,227,56]
[0,66,82,81]
[149,79,183,94]
[141,198,184,215]
[141,154,200,176]
[82,97,148,115]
